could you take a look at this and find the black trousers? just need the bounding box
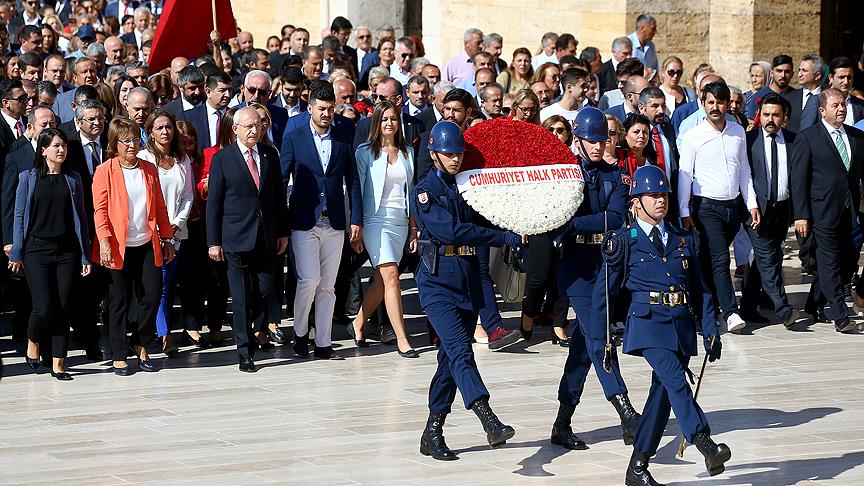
[225,233,277,359]
[522,233,569,327]
[178,219,228,332]
[23,236,80,359]
[692,197,742,320]
[70,263,106,349]
[807,212,855,320]
[106,243,161,360]
[742,201,792,319]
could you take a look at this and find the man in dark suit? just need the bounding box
[237,69,288,150]
[597,36,633,96]
[352,26,376,86]
[330,16,357,72]
[605,75,647,122]
[163,65,205,118]
[280,81,362,361]
[7,0,41,42]
[282,110,354,143]
[270,65,307,118]
[53,0,74,23]
[739,94,798,328]
[637,87,680,223]
[207,107,289,372]
[785,55,823,134]
[791,89,864,333]
[105,0,140,20]
[178,72,232,150]
[52,58,100,123]
[353,77,424,152]
[416,88,473,182]
[827,56,864,126]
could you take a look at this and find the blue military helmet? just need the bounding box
[428,120,465,153]
[571,106,608,142]
[630,165,671,196]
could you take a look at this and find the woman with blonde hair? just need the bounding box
[658,56,696,114]
[509,89,541,125]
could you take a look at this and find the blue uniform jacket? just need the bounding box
[11,169,91,265]
[592,223,718,357]
[556,157,629,297]
[411,169,508,310]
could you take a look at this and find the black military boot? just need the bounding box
[625,449,664,486]
[471,398,515,447]
[611,394,641,445]
[550,404,588,450]
[693,432,731,476]
[420,412,457,461]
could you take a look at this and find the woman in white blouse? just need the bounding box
[139,109,194,356]
[350,101,418,358]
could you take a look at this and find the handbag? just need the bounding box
[489,245,526,303]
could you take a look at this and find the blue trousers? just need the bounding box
[476,248,503,334]
[557,295,628,405]
[634,348,710,457]
[156,249,181,337]
[426,301,489,413]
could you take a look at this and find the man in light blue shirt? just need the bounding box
[627,14,658,73]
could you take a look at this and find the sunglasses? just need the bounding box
[371,93,392,102]
[4,94,28,104]
[608,129,619,137]
[547,126,568,135]
[667,69,684,77]
[400,53,412,59]
[247,86,271,96]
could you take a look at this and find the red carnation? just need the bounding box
[462,118,579,171]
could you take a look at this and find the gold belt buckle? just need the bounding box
[663,292,685,307]
[443,245,454,256]
[459,246,476,256]
[648,292,661,305]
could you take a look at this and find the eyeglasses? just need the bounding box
[547,126,568,135]
[666,69,684,77]
[357,35,371,39]
[516,105,536,114]
[118,137,141,146]
[80,115,106,124]
[236,122,261,131]
[608,129,620,137]
[247,86,271,97]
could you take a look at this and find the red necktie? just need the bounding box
[652,125,666,173]
[246,148,260,189]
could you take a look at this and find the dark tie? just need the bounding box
[768,132,778,202]
[801,92,819,129]
[88,142,100,173]
[650,226,665,255]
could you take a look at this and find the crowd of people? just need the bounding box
[0,4,857,368]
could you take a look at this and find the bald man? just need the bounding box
[605,75,648,121]
[170,57,190,86]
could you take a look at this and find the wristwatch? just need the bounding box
[161,238,177,246]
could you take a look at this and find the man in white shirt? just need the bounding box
[678,82,760,332]
[532,32,559,70]
[540,68,588,125]
[627,14,658,73]
[353,26,374,81]
[390,37,415,86]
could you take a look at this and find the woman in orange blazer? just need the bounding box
[92,117,175,376]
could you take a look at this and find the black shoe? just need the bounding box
[332,313,351,326]
[268,326,289,344]
[183,332,211,349]
[239,356,257,373]
[397,347,420,358]
[520,312,534,341]
[420,412,458,461]
[740,309,769,324]
[804,306,828,323]
[347,322,369,347]
[693,432,731,476]
[551,329,570,347]
[471,398,515,447]
[610,394,641,446]
[50,371,73,381]
[625,450,664,486]
[381,328,397,345]
[257,339,276,350]
[293,334,310,358]
[835,317,858,334]
[113,366,131,376]
[25,356,40,371]
[84,344,104,361]
[781,309,800,330]
[209,330,224,347]
[138,359,158,372]
[314,346,345,360]
[550,404,588,450]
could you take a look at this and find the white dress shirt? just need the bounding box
[803,87,821,110]
[761,129,789,201]
[2,111,23,136]
[205,103,224,146]
[677,118,757,218]
[134,29,144,48]
[281,95,303,117]
[356,48,369,77]
[845,96,858,126]
[181,96,195,111]
[389,64,411,86]
[823,119,851,166]
[237,140,261,174]
[80,131,101,175]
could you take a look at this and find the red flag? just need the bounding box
[148,0,237,72]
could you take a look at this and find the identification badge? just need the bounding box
[418,192,429,204]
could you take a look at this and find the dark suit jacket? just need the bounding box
[415,129,434,183]
[358,51,381,89]
[671,100,699,136]
[66,138,105,236]
[7,14,40,42]
[791,122,864,228]
[280,124,362,231]
[177,102,217,150]
[784,89,820,135]
[162,97,192,118]
[598,60,617,96]
[281,111,354,144]
[418,107,439,136]
[746,128,795,232]
[850,96,864,126]
[105,1,140,20]
[52,87,77,123]
[342,45,358,74]
[268,96,307,114]
[53,0,73,23]
[206,142,288,252]
[605,103,628,122]
[352,112,425,154]
[2,141,34,246]
[653,119,680,222]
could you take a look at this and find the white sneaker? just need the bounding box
[727,313,746,332]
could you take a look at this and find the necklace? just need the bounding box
[120,160,139,169]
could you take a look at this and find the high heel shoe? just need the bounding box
[551,329,570,347]
[396,337,419,358]
[520,312,535,340]
[50,370,73,381]
[25,356,41,371]
[162,336,179,358]
[183,331,210,349]
[347,321,369,347]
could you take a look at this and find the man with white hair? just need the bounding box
[240,69,289,148]
[598,36,633,95]
[444,28,484,84]
[419,80,455,131]
[121,7,152,48]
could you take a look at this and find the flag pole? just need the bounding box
[211,0,218,32]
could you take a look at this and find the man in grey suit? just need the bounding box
[786,54,824,134]
[52,58,99,123]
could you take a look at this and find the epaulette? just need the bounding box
[602,226,629,265]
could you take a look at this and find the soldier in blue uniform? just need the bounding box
[597,165,730,485]
[412,121,522,461]
[549,106,641,450]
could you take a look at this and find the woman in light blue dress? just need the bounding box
[351,100,419,358]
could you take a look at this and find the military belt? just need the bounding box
[574,233,604,244]
[441,245,476,256]
[632,291,689,307]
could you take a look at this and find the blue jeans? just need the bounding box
[156,248,181,337]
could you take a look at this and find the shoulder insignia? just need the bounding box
[621,174,633,186]
[630,228,638,238]
[417,192,429,205]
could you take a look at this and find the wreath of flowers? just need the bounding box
[461,118,585,235]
